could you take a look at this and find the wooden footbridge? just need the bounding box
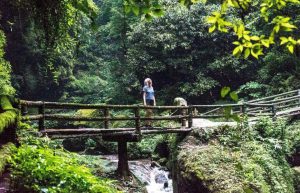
[1,89,300,176]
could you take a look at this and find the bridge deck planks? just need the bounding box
[276,107,300,116]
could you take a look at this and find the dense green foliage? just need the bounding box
[1,0,300,192]
[176,118,300,192]
[0,96,17,134]
[1,0,299,103]
[0,142,15,175]
[9,144,120,193]
[0,111,17,134]
[0,30,14,96]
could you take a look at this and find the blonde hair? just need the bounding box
[144,78,152,86]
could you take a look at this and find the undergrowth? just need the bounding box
[8,127,121,193]
[176,117,300,193]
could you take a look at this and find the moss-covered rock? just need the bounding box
[0,111,17,134]
[173,122,296,193]
[0,143,15,175]
[0,96,15,111]
[0,95,18,133]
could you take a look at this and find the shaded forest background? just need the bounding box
[1,0,300,105]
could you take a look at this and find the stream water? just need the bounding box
[102,155,173,193]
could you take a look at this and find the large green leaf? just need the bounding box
[230,91,238,101]
[221,86,231,98]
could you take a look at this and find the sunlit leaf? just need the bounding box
[251,36,260,41]
[261,39,270,47]
[233,46,241,56]
[132,6,139,16]
[244,48,250,58]
[124,5,131,14]
[207,16,217,23]
[280,37,288,45]
[209,25,216,33]
[287,44,294,53]
[230,91,238,101]
[233,41,240,45]
[221,86,231,98]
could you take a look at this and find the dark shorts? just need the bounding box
[146,99,154,106]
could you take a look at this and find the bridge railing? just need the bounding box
[191,103,276,119]
[248,89,300,116]
[20,100,192,137]
[21,89,300,138]
[20,99,282,137]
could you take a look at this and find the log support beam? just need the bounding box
[117,140,130,177]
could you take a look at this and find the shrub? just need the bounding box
[9,145,121,193]
[176,117,299,193]
[0,142,15,175]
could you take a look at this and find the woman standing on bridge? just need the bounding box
[143,78,156,126]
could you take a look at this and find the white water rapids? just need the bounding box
[102,155,173,193]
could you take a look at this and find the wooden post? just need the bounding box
[135,106,141,135]
[242,104,247,115]
[188,106,193,128]
[298,89,300,104]
[117,140,130,177]
[181,108,186,127]
[21,104,28,116]
[104,108,109,129]
[272,104,277,120]
[38,102,45,131]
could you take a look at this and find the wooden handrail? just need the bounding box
[246,103,274,107]
[254,95,300,104]
[248,89,298,103]
[20,100,188,110]
[19,90,300,135]
[192,104,242,108]
[23,114,189,121]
